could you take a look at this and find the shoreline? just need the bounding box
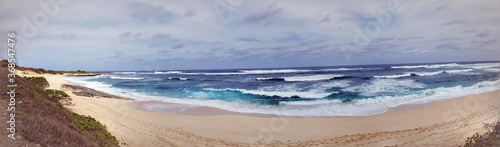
[18,70,500,146]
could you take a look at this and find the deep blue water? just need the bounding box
[64,61,500,116]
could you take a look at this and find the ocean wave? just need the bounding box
[329,68,362,71]
[113,72,136,74]
[412,71,443,76]
[110,76,144,80]
[204,84,334,99]
[483,68,500,72]
[282,74,344,81]
[343,79,426,96]
[373,73,414,78]
[312,80,351,88]
[239,68,362,74]
[154,71,185,74]
[464,63,500,69]
[256,77,285,81]
[280,78,500,116]
[391,63,460,69]
[135,67,365,76]
[444,69,473,73]
[203,80,350,98]
[256,74,344,82]
[390,65,429,69]
[63,77,500,116]
[374,69,474,79]
[239,69,310,74]
[168,77,189,81]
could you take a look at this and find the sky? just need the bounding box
[0,0,499,71]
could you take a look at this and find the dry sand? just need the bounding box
[19,70,500,146]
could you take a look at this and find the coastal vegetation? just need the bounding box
[17,65,89,75]
[462,120,500,146]
[0,60,119,147]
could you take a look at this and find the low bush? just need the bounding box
[462,120,500,146]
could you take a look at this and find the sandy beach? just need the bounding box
[19,70,500,146]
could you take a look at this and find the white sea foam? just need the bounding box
[445,69,473,73]
[239,69,309,74]
[427,63,460,68]
[167,77,189,80]
[280,79,500,116]
[323,68,362,71]
[143,68,364,76]
[391,65,429,69]
[464,63,500,69]
[391,63,500,70]
[154,71,185,74]
[374,69,474,79]
[373,73,413,78]
[204,84,333,99]
[239,68,362,74]
[256,77,284,81]
[113,72,136,74]
[312,80,351,88]
[483,68,500,72]
[391,63,460,69]
[62,76,500,116]
[282,74,343,81]
[344,79,425,96]
[110,76,144,80]
[412,71,444,76]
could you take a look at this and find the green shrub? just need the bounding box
[71,114,119,145]
[41,89,69,103]
[24,76,49,89]
[462,121,500,146]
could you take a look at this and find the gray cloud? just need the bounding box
[434,5,450,11]
[244,3,281,24]
[2,0,499,71]
[171,43,185,49]
[476,30,491,38]
[234,35,260,42]
[320,14,332,23]
[462,30,478,34]
[442,19,468,26]
[109,50,124,59]
[132,33,142,38]
[269,45,288,50]
[149,32,172,47]
[61,33,76,40]
[119,32,142,39]
[374,36,397,43]
[185,9,197,17]
[298,39,328,47]
[131,3,175,23]
[158,50,170,54]
[152,32,171,40]
[119,32,132,38]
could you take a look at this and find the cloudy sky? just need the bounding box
[0,0,499,71]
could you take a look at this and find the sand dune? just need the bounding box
[18,70,500,146]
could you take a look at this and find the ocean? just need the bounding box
[63,61,500,116]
